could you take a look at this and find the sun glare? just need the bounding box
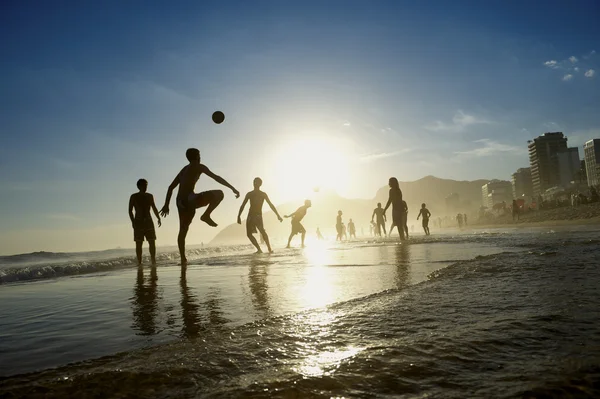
[270,136,353,201]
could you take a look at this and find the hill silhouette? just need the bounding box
[209,176,489,245]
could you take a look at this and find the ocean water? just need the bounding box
[1,226,599,398]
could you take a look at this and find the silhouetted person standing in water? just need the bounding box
[160,148,240,266]
[417,203,431,235]
[316,227,324,240]
[456,213,463,229]
[336,210,344,241]
[463,213,468,226]
[285,199,312,248]
[129,179,161,266]
[384,177,405,240]
[237,177,283,253]
[372,203,387,237]
[348,219,356,238]
[512,200,519,222]
[402,200,409,239]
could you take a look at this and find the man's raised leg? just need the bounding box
[194,190,224,227]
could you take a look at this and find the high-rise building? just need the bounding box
[557,147,581,187]
[481,180,512,208]
[511,167,533,199]
[584,139,600,187]
[528,132,568,196]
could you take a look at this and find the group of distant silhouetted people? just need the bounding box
[129,149,437,266]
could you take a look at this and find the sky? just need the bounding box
[1,0,599,254]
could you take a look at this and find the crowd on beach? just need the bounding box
[128,148,439,266]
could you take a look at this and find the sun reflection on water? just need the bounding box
[295,345,364,377]
[301,242,334,308]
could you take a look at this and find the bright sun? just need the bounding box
[270,136,352,201]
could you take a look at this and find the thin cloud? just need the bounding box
[562,74,573,81]
[359,149,410,163]
[454,139,525,159]
[585,69,595,78]
[425,110,492,133]
[569,56,578,63]
[543,60,558,69]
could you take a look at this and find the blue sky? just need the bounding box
[1,0,599,254]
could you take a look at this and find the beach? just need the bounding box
[473,202,600,228]
[1,226,600,398]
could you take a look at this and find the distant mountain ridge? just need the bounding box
[209,175,490,245]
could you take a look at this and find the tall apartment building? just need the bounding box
[511,167,533,199]
[527,132,568,196]
[557,147,581,187]
[481,180,512,208]
[584,139,600,187]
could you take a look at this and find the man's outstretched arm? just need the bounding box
[265,194,283,221]
[128,196,135,227]
[150,195,162,227]
[160,174,180,217]
[237,194,249,224]
[201,165,240,198]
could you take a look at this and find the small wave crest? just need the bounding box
[0,245,249,285]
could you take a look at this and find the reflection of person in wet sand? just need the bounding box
[384,177,405,240]
[180,267,202,338]
[348,219,356,238]
[285,199,311,248]
[131,266,158,336]
[237,177,283,253]
[417,203,431,235]
[336,210,344,241]
[249,258,271,317]
[129,179,161,266]
[160,148,240,266]
[372,203,387,237]
[394,244,411,289]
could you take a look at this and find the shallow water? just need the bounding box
[1,226,600,398]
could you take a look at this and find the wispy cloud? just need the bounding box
[46,213,81,222]
[454,139,525,159]
[359,149,409,163]
[544,51,597,81]
[425,110,492,133]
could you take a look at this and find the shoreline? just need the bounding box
[469,202,600,230]
[471,216,600,230]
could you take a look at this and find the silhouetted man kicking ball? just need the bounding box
[285,199,312,248]
[129,179,161,266]
[160,148,239,266]
[237,177,283,253]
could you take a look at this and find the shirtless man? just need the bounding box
[160,148,239,266]
[348,219,356,239]
[372,202,387,237]
[417,203,431,235]
[129,179,161,266]
[237,177,283,253]
[285,199,312,248]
